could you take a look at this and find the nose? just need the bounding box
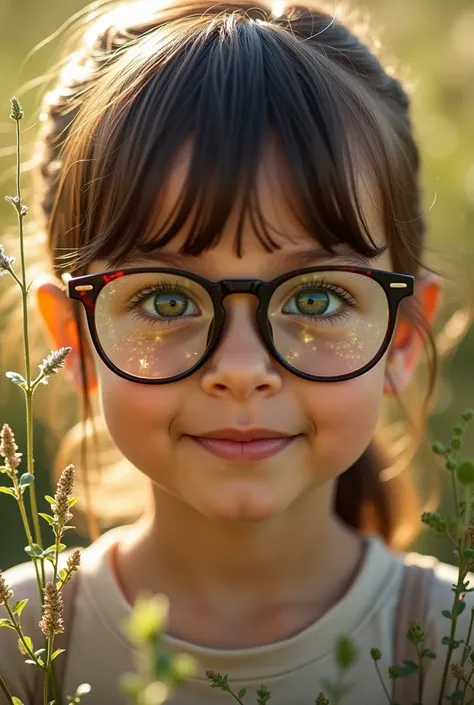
[200,297,282,401]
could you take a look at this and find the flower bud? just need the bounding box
[457,461,474,486]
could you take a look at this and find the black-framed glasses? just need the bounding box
[65,266,414,385]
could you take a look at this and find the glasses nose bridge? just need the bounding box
[221,279,262,299]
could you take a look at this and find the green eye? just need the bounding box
[284,288,340,317]
[152,292,189,318]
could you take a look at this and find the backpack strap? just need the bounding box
[391,561,435,704]
[32,572,80,705]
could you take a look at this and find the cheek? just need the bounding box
[96,362,182,465]
[298,361,387,480]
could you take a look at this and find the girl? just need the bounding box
[0,0,471,703]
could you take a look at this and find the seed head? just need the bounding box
[39,582,64,636]
[0,570,13,605]
[38,347,72,381]
[388,665,401,679]
[315,695,330,705]
[451,663,468,681]
[66,549,81,575]
[0,424,22,472]
[0,245,15,277]
[407,619,424,645]
[370,647,382,661]
[52,465,75,526]
[10,97,23,121]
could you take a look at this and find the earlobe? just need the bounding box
[384,274,441,396]
[33,274,98,394]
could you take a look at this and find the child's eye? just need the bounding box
[126,284,201,323]
[281,282,356,321]
[142,290,199,319]
[283,288,342,317]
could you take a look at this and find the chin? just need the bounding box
[194,484,297,523]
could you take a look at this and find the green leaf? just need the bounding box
[13,599,28,617]
[61,525,76,532]
[38,513,55,527]
[12,697,25,705]
[24,544,43,558]
[422,649,436,659]
[0,618,16,629]
[68,497,79,508]
[0,486,16,497]
[442,610,452,619]
[5,371,27,388]
[19,473,35,488]
[44,543,66,555]
[34,649,46,657]
[51,648,66,661]
[17,635,33,656]
[45,495,55,505]
[401,659,419,670]
[455,600,466,616]
[238,688,247,698]
[59,569,68,581]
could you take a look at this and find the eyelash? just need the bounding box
[122,277,358,324]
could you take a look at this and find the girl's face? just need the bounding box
[41,146,439,524]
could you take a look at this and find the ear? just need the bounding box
[384,273,441,396]
[33,274,98,395]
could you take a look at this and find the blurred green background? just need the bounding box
[0,0,473,569]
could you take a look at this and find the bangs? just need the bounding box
[50,10,407,275]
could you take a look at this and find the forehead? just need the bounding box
[89,140,391,277]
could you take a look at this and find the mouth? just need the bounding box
[186,428,300,463]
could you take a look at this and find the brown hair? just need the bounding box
[2,0,469,549]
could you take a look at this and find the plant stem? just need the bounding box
[437,489,471,704]
[44,636,53,705]
[8,470,43,597]
[373,660,393,703]
[0,676,15,705]
[2,599,43,667]
[14,117,43,560]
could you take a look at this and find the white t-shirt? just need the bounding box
[0,526,470,705]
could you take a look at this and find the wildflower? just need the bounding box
[4,196,27,217]
[0,245,15,277]
[407,619,424,645]
[38,347,72,381]
[0,570,13,605]
[39,582,64,636]
[315,695,330,705]
[0,424,22,472]
[66,548,81,575]
[388,665,401,679]
[451,663,468,682]
[52,465,75,526]
[9,97,23,121]
[370,648,382,661]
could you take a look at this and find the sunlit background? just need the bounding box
[0,0,473,568]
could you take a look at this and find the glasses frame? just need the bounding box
[66,265,414,385]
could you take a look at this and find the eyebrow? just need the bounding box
[115,244,377,270]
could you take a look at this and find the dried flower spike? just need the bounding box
[0,569,13,605]
[10,97,23,121]
[0,245,15,277]
[66,548,81,575]
[39,582,64,636]
[451,663,468,682]
[0,423,22,472]
[38,347,72,381]
[52,465,75,526]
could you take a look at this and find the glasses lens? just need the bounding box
[95,272,214,380]
[268,270,389,378]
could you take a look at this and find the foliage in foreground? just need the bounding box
[1,98,474,705]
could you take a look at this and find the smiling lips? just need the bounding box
[188,428,298,462]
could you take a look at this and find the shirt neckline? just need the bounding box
[79,525,403,682]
